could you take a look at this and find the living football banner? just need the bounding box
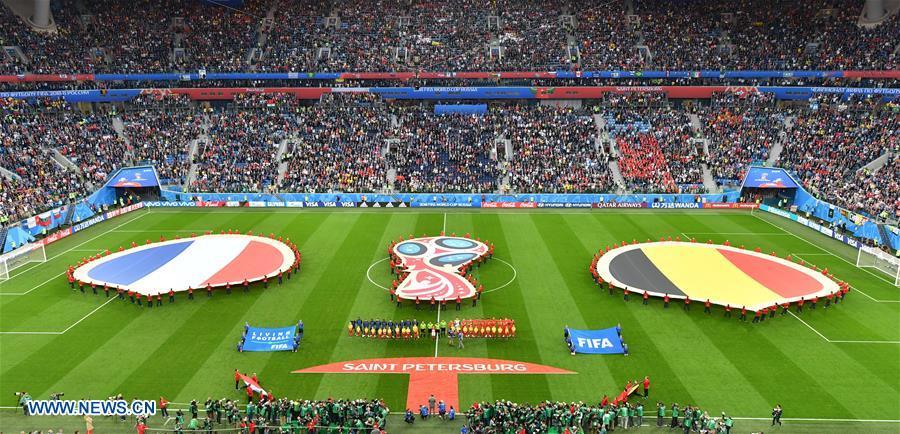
[241,326,296,352]
[568,327,626,355]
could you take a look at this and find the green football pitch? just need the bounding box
[1,208,898,433]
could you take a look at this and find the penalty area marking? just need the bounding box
[0,212,151,296]
[751,212,897,287]
[792,254,899,303]
[788,311,900,345]
[365,257,517,294]
[0,296,117,335]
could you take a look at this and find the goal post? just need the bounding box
[0,242,47,281]
[856,246,900,286]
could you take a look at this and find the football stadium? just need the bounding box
[0,0,899,433]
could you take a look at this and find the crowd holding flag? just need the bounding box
[387,232,494,307]
[590,237,851,322]
[66,231,302,307]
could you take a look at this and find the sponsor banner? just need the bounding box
[284,201,305,207]
[143,201,197,207]
[701,202,759,209]
[301,201,357,208]
[482,202,537,209]
[356,201,410,208]
[536,203,594,208]
[411,202,475,208]
[759,204,861,249]
[41,228,73,246]
[649,202,701,209]
[592,202,647,209]
[197,201,227,207]
[248,201,267,208]
[566,327,626,355]
[265,202,285,207]
[105,203,144,218]
[241,326,297,352]
[71,215,106,233]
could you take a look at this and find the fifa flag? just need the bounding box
[241,326,295,352]
[568,327,625,355]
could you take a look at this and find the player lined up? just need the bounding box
[349,318,516,340]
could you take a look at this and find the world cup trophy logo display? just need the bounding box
[392,236,489,300]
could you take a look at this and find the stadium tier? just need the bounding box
[1,91,896,228]
[0,0,897,74]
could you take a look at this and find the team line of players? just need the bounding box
[348,318,516,339]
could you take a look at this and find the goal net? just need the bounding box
[0,242,47,281]
[856,246,900,286]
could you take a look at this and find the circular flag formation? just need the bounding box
[73,234,296,296]
[595,241,839,311]
[392,236,489,301]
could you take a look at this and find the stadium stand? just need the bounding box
[2,93,897,225]
[1,0,897,73]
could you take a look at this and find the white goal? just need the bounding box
[0,242,47,281]
[856,246,900,286]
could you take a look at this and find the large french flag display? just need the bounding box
[73,235,295,296]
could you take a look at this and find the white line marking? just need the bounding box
[149,210,752,216]
[0,212,150,296]
[112,229,212,233]
[60,296,117,333]
[434,304,441,358]
[0,296,116,335]
[792,254,899,303]
[366,257,516,294]
[0,213,150,295]
[787,311,829,342]
[788,311,900,344]
[752,213,896,285]
[442,212,447,234]
[679,232,691,240]
[681,232,788,235]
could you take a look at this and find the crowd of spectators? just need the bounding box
[779,98,897,217]
[465,399,735,433]
[389,109,501,193]
[136,396,388,433]
[279,100,390,193]
[3,0,895,73]
[607,105,702,193]
[1,94,896,225]
[1,99,88,222]
[505,105,612,193]
[698,92,785,185]
[192,95,298,193]
[122,98,203,186]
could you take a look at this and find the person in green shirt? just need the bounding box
[636,403,644,427]
[724,414,734,434]
[657,402,665,427]
[670,403,680,428]
[682,414,692,434]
